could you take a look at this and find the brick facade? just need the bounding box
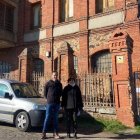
[0,0,140,127]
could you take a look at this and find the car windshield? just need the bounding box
[11,83,41,98]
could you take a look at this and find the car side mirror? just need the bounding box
[4,92,13,100]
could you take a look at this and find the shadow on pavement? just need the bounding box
[76,112,105,135]
[0,122,15,127]
[1,112,140,140]
[30,111,105,135]
[108,134,140,139]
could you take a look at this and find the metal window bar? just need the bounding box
[134,71,140,116]
[77,73,115,114]
[95,53,112,73]
[74,56,78,74]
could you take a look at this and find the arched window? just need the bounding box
[33,58,44,73]
[0,61,11,74]
[91,51,112,73]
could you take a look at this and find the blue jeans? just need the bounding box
[42,103,60,133]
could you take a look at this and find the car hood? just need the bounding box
[21,97,46,105]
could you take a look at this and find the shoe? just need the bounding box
[74,133,78,139]
[67,133,71,138]
[41,134,47,139]
[54,134,60,139]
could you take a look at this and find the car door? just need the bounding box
[0,83,14,123]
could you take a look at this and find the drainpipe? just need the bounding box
[124,0,126,23]
[51,0,55,72]
[87,0,90,73]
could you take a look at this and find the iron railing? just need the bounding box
[76,73,115,114]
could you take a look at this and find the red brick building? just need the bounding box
[0,0,140,127]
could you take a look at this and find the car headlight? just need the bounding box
[33,104,46,110]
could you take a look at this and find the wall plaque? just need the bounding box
[116,56,124,63]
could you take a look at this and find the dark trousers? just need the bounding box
[65,109,77,135]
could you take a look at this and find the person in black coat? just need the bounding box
[42,71,62,139]
[61,77,83,138]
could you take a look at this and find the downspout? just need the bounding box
[124,0,127,23]
[51,0,55,72]
[87,0,90,73]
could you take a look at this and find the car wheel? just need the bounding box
[15,111,31,132]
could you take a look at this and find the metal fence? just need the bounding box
[134,71,140,116]
[0,73,19,80]
[77,73,115,114]
[30,72,50,96]
[0,72,115,114]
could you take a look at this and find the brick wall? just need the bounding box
[0,0,140,127]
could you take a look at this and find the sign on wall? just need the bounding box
[116,56,124,64]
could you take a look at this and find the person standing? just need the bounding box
[42,71,62,139]
[61,77,83,138]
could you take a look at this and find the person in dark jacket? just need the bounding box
[42,71,62,139]
[61,77,83,138]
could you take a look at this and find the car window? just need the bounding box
[11,83,41,98]
[0,83,9,98]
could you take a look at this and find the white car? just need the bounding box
[0,79,47,131]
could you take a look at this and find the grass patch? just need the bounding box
[77,114,127,133]
[135,121,140,134]
[135,125,140,133]
[97,118,127,133]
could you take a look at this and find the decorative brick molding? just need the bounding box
[89,32,112,48]
[109,28,136,127]
[53,38,79,56]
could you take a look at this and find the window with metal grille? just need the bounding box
[74,55,78,74]
[0,2,14,32]
[95,0,114,14]
[0,61,11,74]
[31,2,41,29]
[33,58,44,73]
[92,51,112,73]
[59,0,73,22]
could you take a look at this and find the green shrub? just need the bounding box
[77,115,127,133]
[135,125,140,133]
[97,118,127,133]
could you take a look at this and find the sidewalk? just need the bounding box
[1,115,140,140]
[42,120,140,140]
[0,122,140,140]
